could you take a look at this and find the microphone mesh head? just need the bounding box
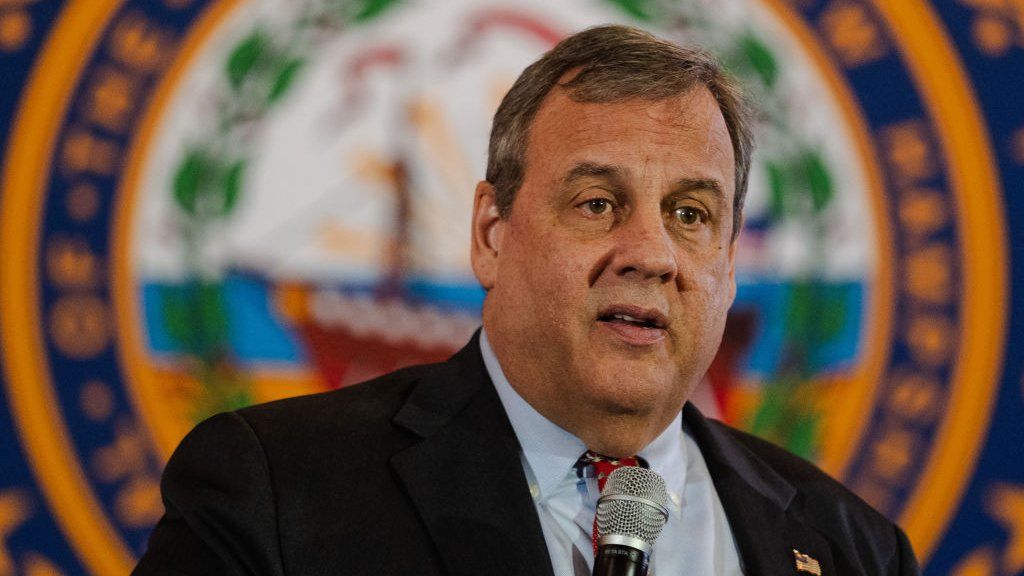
[595,466,670,546]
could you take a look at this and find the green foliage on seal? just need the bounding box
[269,58,305,103]
[738,33,779,89]
[228,30,270,91]
[605,0,656,20]
[164,0,406,420]
[352,0,403,21]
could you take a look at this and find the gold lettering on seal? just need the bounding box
[47,295,110,359]
[850,476,893,515]
[851,416,926,513]
[107,12,174,73]
[0,5,34,53]
[46,238,102,289]
[91,421,163,528]
[898,188,948,241]
[959,0,1024,57]
[951,546,997,576]
[887,371,942,424]
[986,484,1024,574]
[905,314,955,369]
[79,380,115,423]
[114,478,162,529]
[22,553,65,576]
[818,1,889,67]
[0,489,31,575]
[950,482,1024,575]
[64,184,101,223]
[83,66,139,133]
[1012,126,1024,166]
[92,422,149,484]
[0,492,67,576]
[881,121,936,186]
[61,129,119,178]
[903,244,953,306]
[869,425,915,483]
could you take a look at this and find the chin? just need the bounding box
[586,372,679,416]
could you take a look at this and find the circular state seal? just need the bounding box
[0,0,1006,572]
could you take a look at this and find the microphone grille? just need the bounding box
[595,466,670,546]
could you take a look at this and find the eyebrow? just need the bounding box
[671,177,729,196]
[562,163,726,203]
[561,162,627,189]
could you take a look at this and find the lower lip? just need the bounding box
[597,321,667,346]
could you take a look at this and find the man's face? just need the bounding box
[472,86,737,445]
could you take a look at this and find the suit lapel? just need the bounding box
[390,335,554,576]
[684,404,836,575]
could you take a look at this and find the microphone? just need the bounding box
[592,466,670,576]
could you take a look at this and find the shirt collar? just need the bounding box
[480,329,687,501]
[639,411,687,513]
[481,329,585,499]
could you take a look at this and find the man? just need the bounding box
[135,25,919,575]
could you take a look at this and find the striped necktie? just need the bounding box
[575,451,647,554]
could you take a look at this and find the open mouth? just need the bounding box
[597,306,668,330]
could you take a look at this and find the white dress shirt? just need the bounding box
[480,330,744,576]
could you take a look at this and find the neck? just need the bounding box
[480,307,694,458]
[481,328,683,457]
[536,401,676,457]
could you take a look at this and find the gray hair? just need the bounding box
[485,24,755,241]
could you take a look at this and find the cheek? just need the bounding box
[532,252,589,319]
[514,224,589,281]
[682,252,734,308]
[502,232,576,309]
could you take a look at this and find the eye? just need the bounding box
[674,206,707,226]
[582,198,613,215]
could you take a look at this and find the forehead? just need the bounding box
[523,87,736,191]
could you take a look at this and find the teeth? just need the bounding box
[613,314,643,324]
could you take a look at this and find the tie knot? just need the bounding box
[576,450,647,491]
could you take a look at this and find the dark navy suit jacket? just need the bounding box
[134,334,919,575]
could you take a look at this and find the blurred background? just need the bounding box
[1,0,1022,573]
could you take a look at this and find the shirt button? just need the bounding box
[669,492,681,506]
[530,484,540,499]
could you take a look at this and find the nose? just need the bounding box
[609,208,677,284]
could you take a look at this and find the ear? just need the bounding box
[470,181,505,290]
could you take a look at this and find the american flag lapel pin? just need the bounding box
[793,549,822,575]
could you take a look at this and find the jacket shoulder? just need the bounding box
[234,362,438,435]
[135,363,446,575]
[703,419,919,574]
[710,419,890,524]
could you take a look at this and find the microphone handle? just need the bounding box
[592,544,649,576]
